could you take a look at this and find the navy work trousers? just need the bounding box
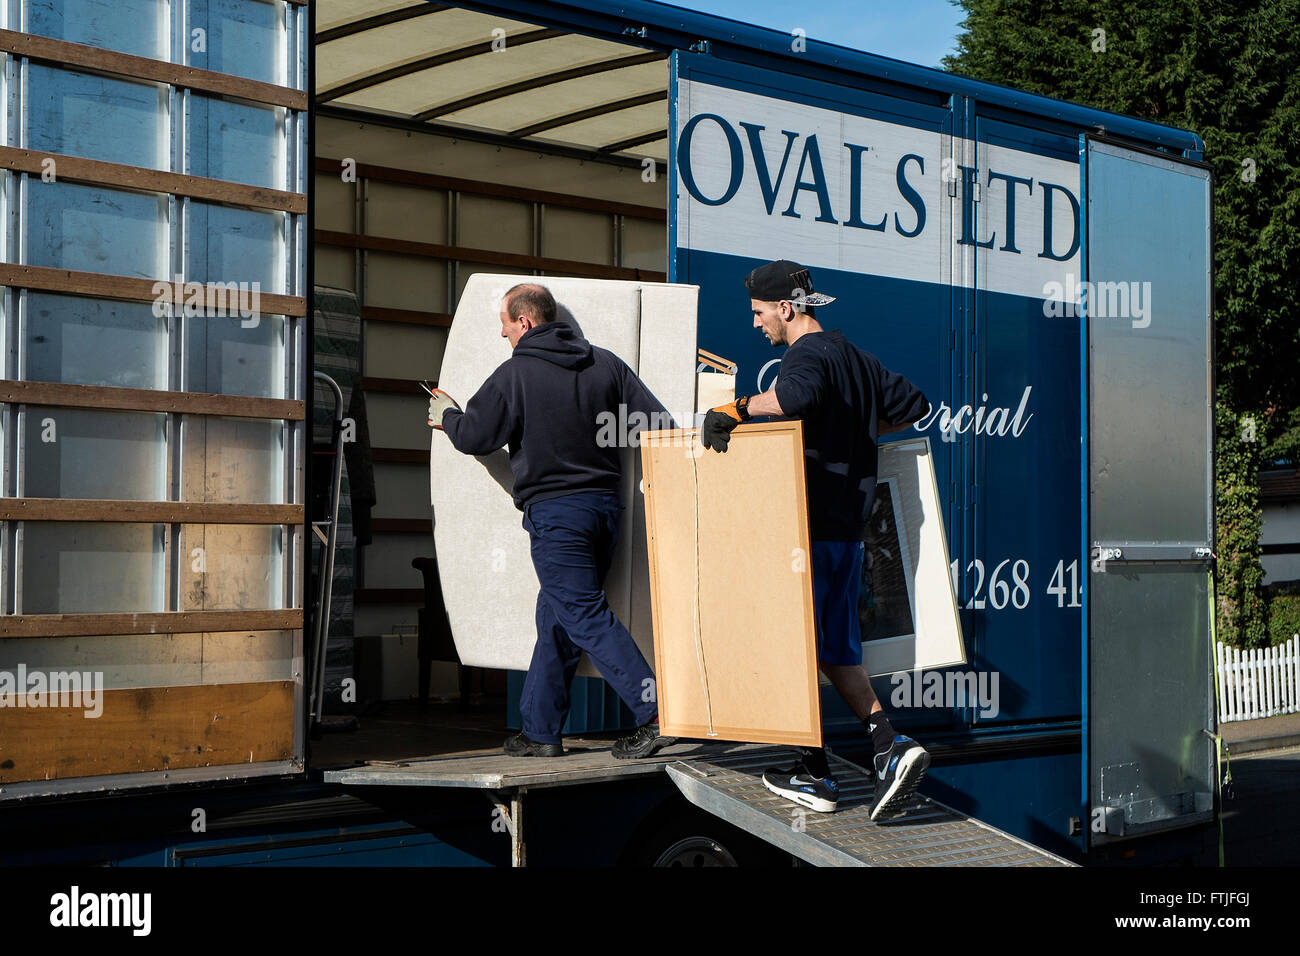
[519,489,657,744]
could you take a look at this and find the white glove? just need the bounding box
[427,389,460,429]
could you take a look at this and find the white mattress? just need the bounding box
[430,274,699,673]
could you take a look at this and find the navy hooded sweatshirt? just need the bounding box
[774,329,929,542]
[441,321,676,511]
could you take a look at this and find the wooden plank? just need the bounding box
[360,305,453,328]
[360,376,427,396]
[0,147,306,213]
[415,52,665,123]
[315,230,666,282]
[0,680,295,783]
[0,379,304,421]
[0,29,306,110]
[0,498,302,525]
[0,264,307,317]
[354,588,424,605]
[1,610,303,638]
[369,518,432,534]
[314,156,666,221]
[641,422,822,747]
[317,28,563,102]
[601,129,670,155]
[316,4,450,44]
[371,447,429,465]
[510,91,667,139]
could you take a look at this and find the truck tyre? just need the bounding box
[624,805,789,867]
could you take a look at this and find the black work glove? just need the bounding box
[700,396,750,453]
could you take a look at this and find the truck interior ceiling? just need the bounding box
[311,0,669,766]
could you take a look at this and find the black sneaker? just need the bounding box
[868,735,929,821]
[503,732,562,758]
[762,762,839,813]
[611,721,677,759]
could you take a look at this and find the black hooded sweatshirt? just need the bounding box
[774,329,930,541]
[442,321,676,511]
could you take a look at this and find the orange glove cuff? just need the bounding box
[712,395,751,423]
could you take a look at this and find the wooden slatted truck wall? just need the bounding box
[0,1,309,795]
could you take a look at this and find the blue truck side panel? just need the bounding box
[660,19,1210,859]
[923,750,1081,862]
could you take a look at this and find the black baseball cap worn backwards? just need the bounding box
[744,259,837,307]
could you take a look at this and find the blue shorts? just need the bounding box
[811,540,865,666]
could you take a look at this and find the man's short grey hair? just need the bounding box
[504,283,557,325]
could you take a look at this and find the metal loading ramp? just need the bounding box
[322,739,766,865]
[667,751,1076,867]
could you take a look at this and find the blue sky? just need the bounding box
[656,0,966,69]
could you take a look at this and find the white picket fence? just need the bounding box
[1216,636,1300,722]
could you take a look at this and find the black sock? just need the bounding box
[798,746,830,778]
[865,713,896,754]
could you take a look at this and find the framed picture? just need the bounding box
[860,437,966,676]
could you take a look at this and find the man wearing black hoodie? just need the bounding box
[699,260,932,822]
[427,283,677,760]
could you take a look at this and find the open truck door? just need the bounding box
[1082,138,1216,847]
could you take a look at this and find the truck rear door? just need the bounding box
[1082,138,1216,844]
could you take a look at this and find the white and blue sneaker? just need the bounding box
[762,762,840,813]
[868,736,930,821]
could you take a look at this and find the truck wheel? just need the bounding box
[652,834,740,867]
[625,807,788,867]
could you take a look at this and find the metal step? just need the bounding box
[321,739,765,790]
[667,751,1075,867]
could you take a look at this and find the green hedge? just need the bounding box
[1215,400,1270,648]
[1268,591,1300,646]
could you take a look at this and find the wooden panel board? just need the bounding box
[313,156,666,221]
[0,631,294,690]
[0,379,305,421]
[641,421,821,747]
[0,264,307,316]
[0,30,306,110]
[0,499,301,524]
[0,680,294,783]
[1,610,302,638]
[371,447,429,465]
[361,305,453,328]
[315,230,667,282]
[0,147,306,213]
[359,376,427,396]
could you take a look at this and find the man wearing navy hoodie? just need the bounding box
[426,283,677,760]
